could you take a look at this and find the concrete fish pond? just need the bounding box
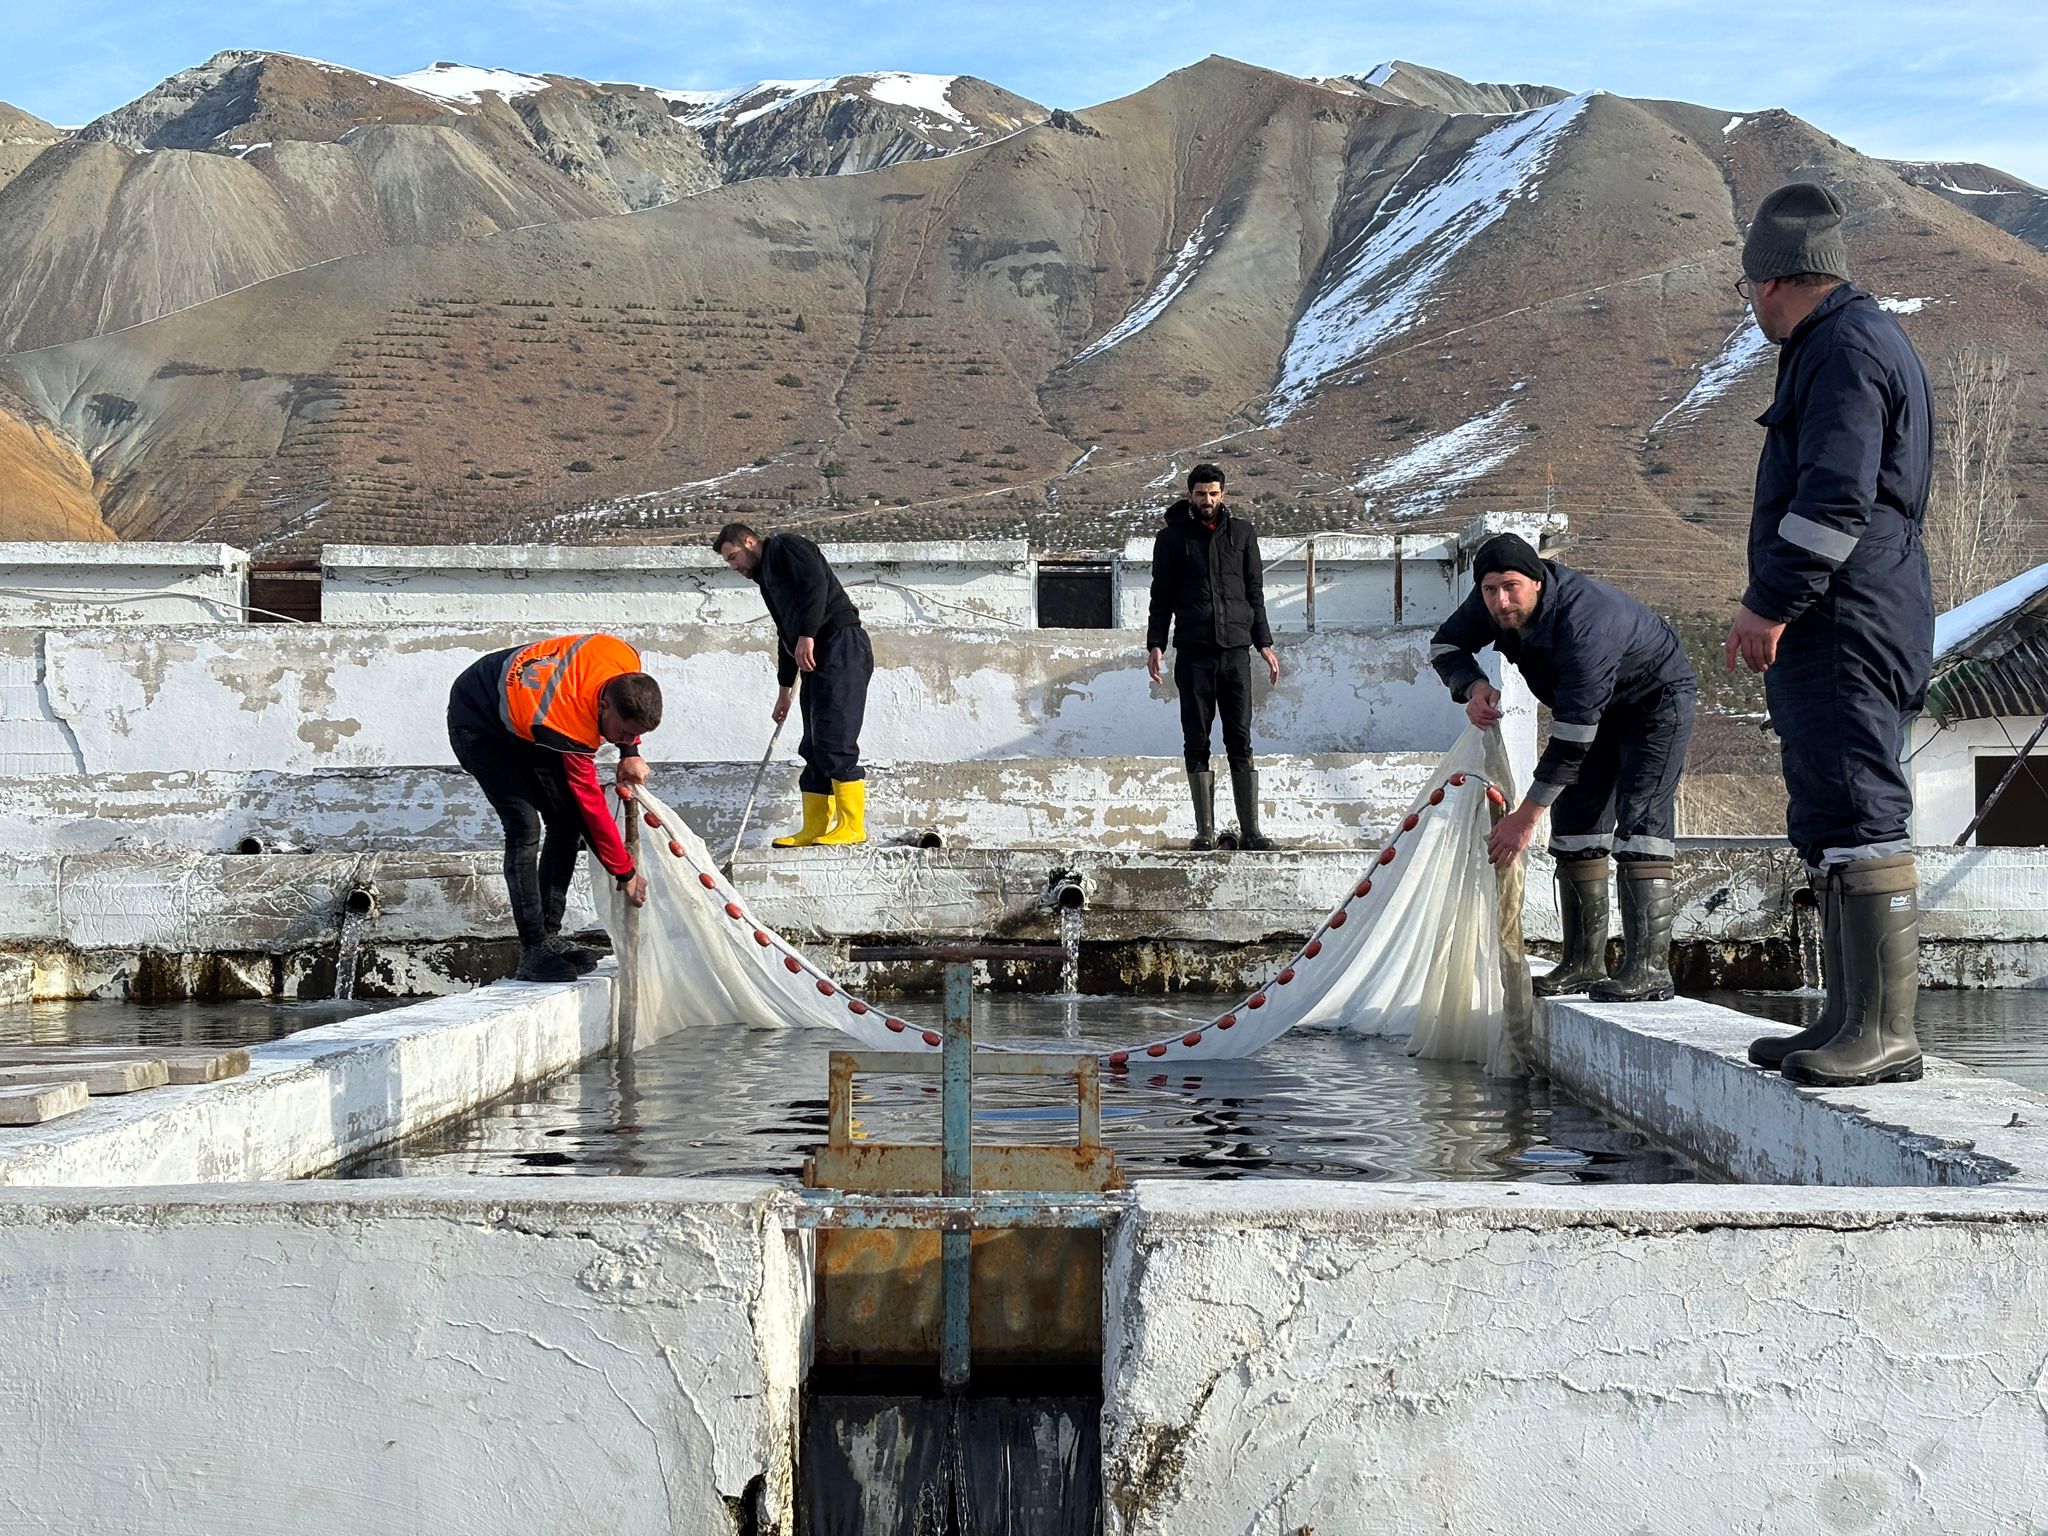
[7,535,2048,1532]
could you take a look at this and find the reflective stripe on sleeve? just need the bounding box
[1778,513,1859,564]
[1549,719,1600,744]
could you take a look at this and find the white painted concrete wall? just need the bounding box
[0,542,249,625]
[1103,1182,2048,1535]
[7,623,1486,776]
[322,540,1038,628]
[1908,714,2047,845]
[0,1181,804,1535]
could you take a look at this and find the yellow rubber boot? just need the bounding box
[813,779,867,846]
[773,791,834,847]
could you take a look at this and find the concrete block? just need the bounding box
[0,1045,249,1085]
[0,1081,87,1125]
[0,1058,169,1095]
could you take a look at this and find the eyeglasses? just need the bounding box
[1734,276,1754,300]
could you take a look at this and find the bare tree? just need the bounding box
[1926,342,2026,612]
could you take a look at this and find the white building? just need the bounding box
[1910,565,2048,846]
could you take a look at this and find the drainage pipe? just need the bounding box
[342,884,380,919]
[1045,871,1089,912]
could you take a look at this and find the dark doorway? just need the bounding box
[1972,753,2048,845]
[248,560,322,623]
[1035,563,1113,628]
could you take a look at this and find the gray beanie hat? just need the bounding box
[1742,182,1852,284]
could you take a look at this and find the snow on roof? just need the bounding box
[391,63,553,105]
[1649,320,1771,434]
[1268,92,1592,421]
[1068,214,1224,365]
[1935,564,2048,663]
[1353,401,1519,512]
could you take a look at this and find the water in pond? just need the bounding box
[1704,988,2048,1094]
[341,993,1697,1183]
[0,997,405,1050]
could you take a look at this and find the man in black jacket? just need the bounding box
[714,523,874,846]
[1725,184,1935,1087]
[1145,464,1281,849]
[1432,534,1697,1002]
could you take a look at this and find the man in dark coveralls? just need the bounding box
[1727,184,1936,1087]
[1432,534,1697,1002]
[714,523,875,847]
[1145,464,1283,850]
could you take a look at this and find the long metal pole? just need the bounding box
[1956,711,2048,846]
[940,959,975,1391]
[726,718,785,874]
[616,796,641,1054]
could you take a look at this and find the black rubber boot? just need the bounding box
[1188,769,1217,851]
[545,933,602,977]
[1589,860,1676,1002]
[515,944,580,983]
[1229,764,1274,850]
[1750,875,1840,1068]
[1784,856,1923,1087]
[1532,857,1611,997]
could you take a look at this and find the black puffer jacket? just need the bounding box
[1145,501,1274,652]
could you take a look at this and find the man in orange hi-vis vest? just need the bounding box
[447,633,664,982]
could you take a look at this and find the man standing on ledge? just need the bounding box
[1146,464,1282,850]
[1431,534,1696,1002]
[447,633,660,983]
[714,522,874,847]
[1727,183,1935,1088]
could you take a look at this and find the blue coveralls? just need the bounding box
[1742,285,1934,871]
[1432,562,1697,860]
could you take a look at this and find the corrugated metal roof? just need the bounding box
[1927,583,2048,725]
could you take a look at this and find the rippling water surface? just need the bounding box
[343,993,1698,1184]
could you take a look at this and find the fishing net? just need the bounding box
[594,726,1529,1073]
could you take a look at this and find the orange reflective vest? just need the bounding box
[496,633,642,753]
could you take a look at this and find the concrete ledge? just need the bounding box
[0,970,621,1185]
[1539,994,2048,1186]
[0,1179,804,1534]
[0,542,249,626]
[1104,1180,2048,1535]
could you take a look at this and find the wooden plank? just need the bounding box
[0,1059,170,1095]
[0,1081,90,1126]
[0,1046,250,1085]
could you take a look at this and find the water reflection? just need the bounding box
[0,997,402,1049]
[343,993,1696,1185]
[1704,988,2048,1094]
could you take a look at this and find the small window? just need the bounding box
[1971,755,2048,846]
[1037,562,1114,628]
[249,561,322,623]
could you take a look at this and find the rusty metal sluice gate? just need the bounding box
[797,946,1129,1391]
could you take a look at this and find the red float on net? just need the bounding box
[1355,880,1372,898]
[1330,911,1348,928]
[1216,1013,1237,1029]
[698,873,718,889]
[1449,773,1467,787]
[817,980,836,997]
[1181,1032,1203,1047]
[1402,813,1420,831]
[885,1018,907,1033]
[644,812,662,829]
[1146,1043,1168,1058]
[753,930,771,946]
[1276,968,1295,985]
[1247,994,1267,1009]
[1487,785,1507,807]
[1378,847,1398,865]
[922,1031,943,1047]
[1429,789,1445,806]
[783,956,802,974]
[724,902,744,920]
[668,840,685,857]
[1302,941,1322,959]
[848,1000,869,1015]
[1108,1050,1129,1066]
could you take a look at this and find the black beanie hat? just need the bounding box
[1472,533,1546,588]
[1742,182,1852,284]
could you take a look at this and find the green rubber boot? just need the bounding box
[1532,857,1611,997]
[1784,855,1923,1087]
[1749,874,1839,1069]
[1589,860,1676,1002]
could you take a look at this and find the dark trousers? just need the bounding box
[1549,683,1696,862]
[1175,645,1254,773]
[449,718,584,948]
[798,626,874,794]
[1764,524,1932,870]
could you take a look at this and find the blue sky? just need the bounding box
[8,0,2046,183]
